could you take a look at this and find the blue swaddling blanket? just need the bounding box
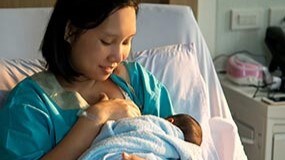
[79,115,202,160]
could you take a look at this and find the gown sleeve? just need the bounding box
[125,62,174,118]
[0,78,54,160]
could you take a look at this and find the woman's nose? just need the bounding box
[108,45,124,63]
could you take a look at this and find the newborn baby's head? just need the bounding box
[166,114,202,146]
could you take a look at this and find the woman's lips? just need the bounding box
[100,65,114,74]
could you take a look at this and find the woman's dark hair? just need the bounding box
[41,0,140,82]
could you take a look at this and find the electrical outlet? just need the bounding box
[269,7,285,26]
[231,9,261,30]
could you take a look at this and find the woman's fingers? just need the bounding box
[98,92,109,101]
[127,100,141,117]
[88,97,141,122]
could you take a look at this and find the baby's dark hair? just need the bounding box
[167,114,202,146]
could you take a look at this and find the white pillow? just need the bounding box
[0,59,45,107]
[129,43,209,122]
[0,59,45,91]
[129,43,219,159]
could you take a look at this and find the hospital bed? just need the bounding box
[0,3,247,160]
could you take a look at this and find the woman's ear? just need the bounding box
[166,117,174,123]
[64,21,74,43]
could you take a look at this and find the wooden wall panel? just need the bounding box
[0,0,55,8]
[141,0,168,4]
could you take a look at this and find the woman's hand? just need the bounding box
[42,93,141,160]
[87,93,141,124]
[122,152,146,160]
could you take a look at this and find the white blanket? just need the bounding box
[79,115,202,160]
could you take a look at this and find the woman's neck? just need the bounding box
[56,75,98,92]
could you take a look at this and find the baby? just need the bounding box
[79,114,203,160]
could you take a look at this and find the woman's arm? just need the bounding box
[42,94,141,160]
[41,116,103,160]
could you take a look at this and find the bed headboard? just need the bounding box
[0,8,51,59]
[0,1,53,59]
[0,3,197,59]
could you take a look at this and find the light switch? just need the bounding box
[231,9,261,30]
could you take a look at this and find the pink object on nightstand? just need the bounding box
[226,54,264,85]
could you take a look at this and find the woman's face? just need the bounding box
[69,7,136,81]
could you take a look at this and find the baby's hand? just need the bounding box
[122,152,145,160]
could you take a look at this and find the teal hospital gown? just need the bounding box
[0,61,174,160]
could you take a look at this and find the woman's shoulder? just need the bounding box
[5,71,53,103]
[8,73,46,95]
[113,61,144,81]
[11,75,38,92]
[3,75,44,109]
[10,71,51,93]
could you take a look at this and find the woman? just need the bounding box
[0,0,174,159]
